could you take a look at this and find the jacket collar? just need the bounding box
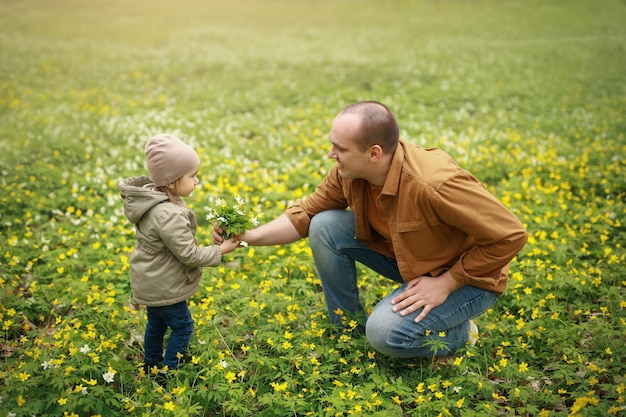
[381,139,406,197]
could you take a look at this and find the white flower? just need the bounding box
[251,216,259,226]
[102,370,116,383]
[215,198,225,206]
[219,359,228,369]
[239,241,249,247]
[234,196,245,205]
[217,216,228,224]
[80,344,91,354]
[41,360,51,370]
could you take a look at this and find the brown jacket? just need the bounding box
[284,140,527,294]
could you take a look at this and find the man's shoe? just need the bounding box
[468,320,479,346]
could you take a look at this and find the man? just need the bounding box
[214,101,527,358]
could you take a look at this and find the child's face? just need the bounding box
[172,168,199,197]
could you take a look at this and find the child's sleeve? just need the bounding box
[159,210,222,267]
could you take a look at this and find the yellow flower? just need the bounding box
[270,380,288,392]
[58,397,68,405]
[518,362,529,373]
[164,401,175,411]
[225,371,237,383]
[17,395,26,406]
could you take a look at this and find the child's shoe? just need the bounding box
[143,362,161,376]
[155,371,169,387]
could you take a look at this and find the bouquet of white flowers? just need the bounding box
[206,196,260,247]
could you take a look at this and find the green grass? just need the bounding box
[1,0,625,416]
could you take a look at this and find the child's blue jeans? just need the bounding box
[144,301,194,370]
[309,209,499,358]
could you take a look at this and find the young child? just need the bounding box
[119,134,241,382]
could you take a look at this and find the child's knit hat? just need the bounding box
[144,134,200,187]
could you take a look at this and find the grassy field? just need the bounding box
[1,0,625,415]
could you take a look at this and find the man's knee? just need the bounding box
[366,309,404,356]
[310,210,341,233]
[366,309,433,359]
[309,210,352,245]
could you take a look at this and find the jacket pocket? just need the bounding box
[184,267,202,284]
[395,221,451,262]
[395,218,428,232]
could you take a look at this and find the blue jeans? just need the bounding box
[309,210,499,358]
[144,301,194,370]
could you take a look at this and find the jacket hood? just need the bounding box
[119,176,170,224]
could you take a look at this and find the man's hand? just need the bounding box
[391,271,462,323]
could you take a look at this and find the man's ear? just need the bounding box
[369,144,383,162]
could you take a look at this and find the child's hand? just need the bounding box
[219,236,243,254]
[213,222,226,245]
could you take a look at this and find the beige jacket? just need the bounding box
[285,140,528,294]
[120,176,221,306]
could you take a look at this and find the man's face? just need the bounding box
[327,114,371,179]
